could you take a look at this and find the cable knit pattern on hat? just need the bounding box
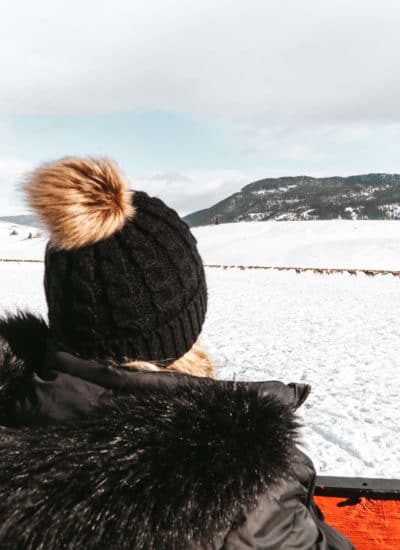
[26,159,207,365]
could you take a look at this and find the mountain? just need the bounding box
[0,215,40,227]
[184,173,400,227]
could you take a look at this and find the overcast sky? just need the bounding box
[1,0,400,214]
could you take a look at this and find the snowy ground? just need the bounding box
[0,220,399,478]
[203,268,399,478]
[0,222,46,260]
[194,219,400,270]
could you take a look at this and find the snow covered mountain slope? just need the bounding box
[0,215,40,228]
[185,173,400,226]
[0,220,399,477]
[193,220,400,270]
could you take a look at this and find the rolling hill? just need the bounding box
[0,215,40,227]
[184,173,400,226]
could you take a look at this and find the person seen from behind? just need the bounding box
[0,157,354,549]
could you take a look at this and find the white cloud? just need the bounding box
[133,170,252,215]
[1,1,400,215]
[0,123,17,149]
[0,159,32,215]
[1,0,400,129]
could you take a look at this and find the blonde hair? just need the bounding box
[124,339,214,378]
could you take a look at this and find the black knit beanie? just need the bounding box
[26,157,207,365]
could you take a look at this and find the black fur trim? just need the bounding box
[0,312,49,423]
[0,311,48,369]
[0,380,299,549]
[0,338,25,417]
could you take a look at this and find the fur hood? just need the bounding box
[0,313,313,549]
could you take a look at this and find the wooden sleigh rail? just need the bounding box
[316,476,400,500]
[315,477,400,549]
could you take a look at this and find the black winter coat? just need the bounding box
[0,313,354,550]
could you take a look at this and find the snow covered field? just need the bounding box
[204,268,399,478]
[0,220,399,478]
[0,222,46,260]
[195,219,400,270]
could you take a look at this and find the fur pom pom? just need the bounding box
[25,157,135,250]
